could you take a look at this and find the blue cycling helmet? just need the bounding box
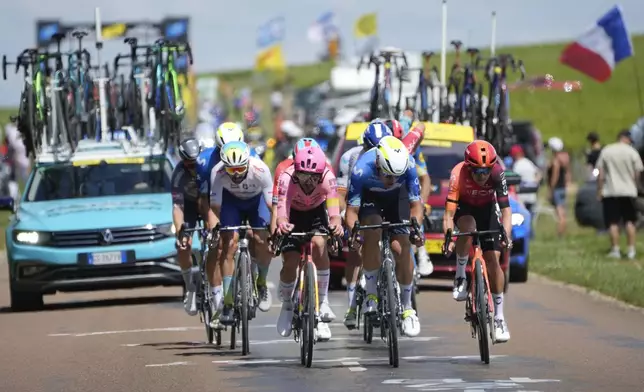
[293,138,320,156]
[363,122,393,148]
[316,118,335,136]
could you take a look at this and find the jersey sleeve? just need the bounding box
[494,164,510,209]
[256,159,273,204]
[405,158,421,202]
[210,163,225,206]
[275,171,292,220]
[196,151,211,195]
[445,163,463,211]
[347,163,365,207]
[336,151,351,191]
[323,171,341,218]
[170,166,185,206]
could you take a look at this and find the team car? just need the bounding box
[2,135,192,311]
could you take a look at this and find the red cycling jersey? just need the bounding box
[445,161,510,211]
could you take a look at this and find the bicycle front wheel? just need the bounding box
[239,252,251,356]
[200,279,214,344]
[475,259,490,364]
[302,261,316,368]
[384,258,399,368]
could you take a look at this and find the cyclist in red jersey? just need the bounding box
[443,140,512,343]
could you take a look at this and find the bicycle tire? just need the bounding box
[239,251,250,356]
[364,313,373,343]
[384,258,399,368]
[303,262,316,368]
[475,259,490,364]
[201,286,214,344]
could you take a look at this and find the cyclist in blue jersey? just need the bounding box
[397,111,433,276]
[345,136,425,337]
[196,121,254,329]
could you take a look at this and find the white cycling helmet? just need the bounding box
[375,136,410,176]
[215,122,244,148]
[220,141,251,167]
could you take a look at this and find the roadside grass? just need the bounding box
[530,202,644,308]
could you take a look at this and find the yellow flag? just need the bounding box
[354,13,377,38]
[101,23,127,40]
[255,45,286,71]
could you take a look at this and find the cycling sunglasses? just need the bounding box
[224,165,248,176]
[471,167,492,175]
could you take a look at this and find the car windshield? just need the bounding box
[26,157,173,202]
[419,142,468,180]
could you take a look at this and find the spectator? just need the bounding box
[510,145,542,218]
[546,137,571,236]
[596,130,644,259]
[585,131,603,175]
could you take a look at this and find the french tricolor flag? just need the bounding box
[560,5,634,83]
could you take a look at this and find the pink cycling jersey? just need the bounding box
[276,165,341,220]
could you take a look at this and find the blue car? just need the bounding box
[508,194,531,283]
[2,140,199,311]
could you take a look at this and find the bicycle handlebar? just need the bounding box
[270,229,342,257]
[348,218,422,249]
[216,224,269,232]
[442,228,509,256]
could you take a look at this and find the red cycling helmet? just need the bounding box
[384,119,404,139]
[464,140,498,168]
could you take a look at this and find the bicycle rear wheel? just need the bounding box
[200,278,214,344]
[239,252,251,356]
[475,259,490,364]
[301,262,316,368]
[384,258,399,368]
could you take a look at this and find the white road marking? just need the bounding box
[213,355,507,366]
[342,361,367,372]
[382,377,559,390]
[121,336,440,347]
[509,378,561,383]
[145,361,192,367]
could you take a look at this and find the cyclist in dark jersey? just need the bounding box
[443,140,512,343]
[171,138,202,317]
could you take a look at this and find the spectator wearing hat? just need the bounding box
[510,144,541,218]
[596,130,643,259]
[586,131,603,176]
[546,137,571,235]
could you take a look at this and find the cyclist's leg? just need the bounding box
[218,190,242,322]
[180,202,198,316]
[343,248,362,328]
[453,204,477,301]
[359,192,384,314]
[276,210,306,338]
[247,194,273,311]
[387,194,420,337]
[481,204,510,342]
[307,205,335,327]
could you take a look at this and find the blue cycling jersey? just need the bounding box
[347,148,421,207]
[196,146,258,194]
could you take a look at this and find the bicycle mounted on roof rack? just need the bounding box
[358,47,409,121]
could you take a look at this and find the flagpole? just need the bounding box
[440,0,448,86]
[632,56,644,116]
[491,11,497,56]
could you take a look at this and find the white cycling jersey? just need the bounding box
[210,156,273,206]
[337,145,364,190]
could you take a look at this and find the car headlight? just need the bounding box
[511,213,525,226]
[14,231,50,245]
[157,223,176,236]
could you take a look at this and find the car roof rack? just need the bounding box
[35,126,166,166]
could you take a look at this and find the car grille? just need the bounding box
[425,207,445,233]
[49,226,166,248]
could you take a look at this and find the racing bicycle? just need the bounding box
[180,223,219,345]
[349,218,422,368]
[272,229,341,368]
[216,223,266,356]
[442,228,508,364]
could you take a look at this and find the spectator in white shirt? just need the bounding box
[510,144,542,217]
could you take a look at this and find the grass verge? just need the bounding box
[530,202,644,308]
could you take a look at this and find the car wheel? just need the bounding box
[10,284,44,312]
[509,257,529,283]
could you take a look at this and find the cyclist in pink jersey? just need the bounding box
[274,146,343,341]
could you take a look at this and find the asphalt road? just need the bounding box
[2,257,644,392]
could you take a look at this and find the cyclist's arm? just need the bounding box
[208,166,224,226]
[256,160,273,209]
[495,167,512,239]
[405,159,424,225]
[323,171,341,225]
[275,171,292,223]
[345,170,362,233]
[443,165,462,234]
[171,168,186,232]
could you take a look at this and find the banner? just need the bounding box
[255,17,286,71]
[354,13,377,39]
[255,45,286,71]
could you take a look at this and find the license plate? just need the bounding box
[424,239,444,254]
[89,251,125,265]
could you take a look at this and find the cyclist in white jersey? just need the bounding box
[208,141,274,326]
[337,120,393,329]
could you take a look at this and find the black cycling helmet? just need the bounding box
[178,138,201,161]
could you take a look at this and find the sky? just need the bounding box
[1,0,643,106]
